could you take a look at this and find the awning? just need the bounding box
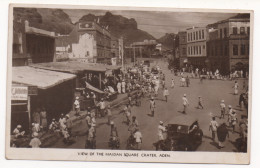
[85,81,104,94]
[30,61,107,74]
[12,66,76,89]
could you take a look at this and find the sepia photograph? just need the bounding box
[5,4,252,164]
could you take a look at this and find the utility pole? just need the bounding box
[133,46,136,66]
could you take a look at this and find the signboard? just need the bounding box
[28,86,38,96]
[11,86,28,100]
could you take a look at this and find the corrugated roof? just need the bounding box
[12,66,76,89]
[29,61,109,73]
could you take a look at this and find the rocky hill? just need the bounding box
[158,33,179,50]
[13,8,74,34]
[13,9,155,45]
[79,12,155,45]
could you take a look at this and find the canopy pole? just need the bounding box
[99,73,102,89]
[27,96,31,131]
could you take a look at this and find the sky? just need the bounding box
[63,9,237,38]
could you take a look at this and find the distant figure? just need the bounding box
[233,81,239,95]
[220,100,226,119]
[209,117,219,142]
[163,87,170,102]
[186,76,190,87]
[74,96,80,116]
[29,132,41,148]
[182,94,189,114]
[150,97,156,116]
[217,122,229,148]
[171,79,175,88]
[133,128,142,150]
[197,96,204,109]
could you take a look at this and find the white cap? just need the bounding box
[151,97,154,99]
[76,96,79,99]
[32,132,38,137]
[110,121,114,125]
[32,123,35,126]
[228,105,232,108]
[66,114,70,118]
[221,100,224,103]
[159,121,163,124]
[184,94,186,97]
[17,125,22,128]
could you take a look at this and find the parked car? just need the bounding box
[161,115,203,151]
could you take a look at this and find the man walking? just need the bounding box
[156,121,166,150]
[171,79,175,88]
[150,97,156,116]
[209,117,219,142]
[163,87,170,102]
[74,96,80,116]
[220,100,226,119]
[182,94,189,114]
[197,96,204,109]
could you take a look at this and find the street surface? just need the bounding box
[49,59,248,152]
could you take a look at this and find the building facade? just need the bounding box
[186,27,208,69]
[178,31,187,68]
[13,20,56,66]
[207,14,250,75]
[60,21,112,63]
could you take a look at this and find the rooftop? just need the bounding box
[12,66,76,89]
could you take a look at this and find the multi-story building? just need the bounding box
[110,35,119,64]
[60,21,112,63]
[186,27,208,69]
[207,14,250,75]
[178,31,187,68]
[13,19,56,66]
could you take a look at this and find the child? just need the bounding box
[197,96,204,109]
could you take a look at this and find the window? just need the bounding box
[193,32,195,41]
[220,45,223,56]
[199,46,201,55]
[247,44,249,55]
[224,28,227,38]
[233,44,238,55]
[224,45,228,56]
[220,29,222,39]
[202,30,204,39]
[233,27,238,34]
[196,31,198,40]
[196,46,198,54]
[247,27,250,35]
[203,45,205,49]
[182,48,186,55]
[191,46,193,55]
[241,44,246,55]
[199,31,201,39]
[240,27,245,34]
[215,46,218,56]
[188,34,190,41]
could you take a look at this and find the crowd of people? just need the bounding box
[11,60,249,152]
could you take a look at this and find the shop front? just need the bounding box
[11,66,76,134]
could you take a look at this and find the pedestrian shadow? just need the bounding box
[177,111,186,115]
[209,141,221,149]
[147,114,154,117]
[203,135,213,140]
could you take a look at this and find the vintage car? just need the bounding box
[161,115,203,151]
